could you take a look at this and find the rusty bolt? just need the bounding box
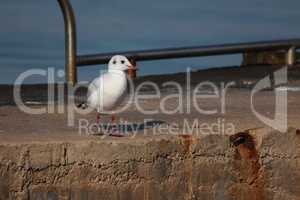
[229,132,255,149]
[231,135,245,146]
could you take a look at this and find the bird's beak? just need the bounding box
[126,63,137,79]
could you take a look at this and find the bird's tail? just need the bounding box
[77,102,88,109]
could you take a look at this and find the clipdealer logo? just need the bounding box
[251,67,287,133]
[12,67,289,134]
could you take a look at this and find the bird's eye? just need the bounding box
[121,60,125,64]
[112,60,116,64]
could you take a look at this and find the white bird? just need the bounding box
[86,55,136,126]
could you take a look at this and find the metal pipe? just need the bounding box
[77,39,300,66]
[286,46,296,65]
[58,0,77,85]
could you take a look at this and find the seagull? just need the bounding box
[81,55,136,130]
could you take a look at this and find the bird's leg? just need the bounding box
[109,115,124,137]
[96,113,101,124]
[111,115,117,124]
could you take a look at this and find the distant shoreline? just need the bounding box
[0,64,299,105]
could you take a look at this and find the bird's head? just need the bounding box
[108,55,137,78]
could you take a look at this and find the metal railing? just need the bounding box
[58,0,300,86]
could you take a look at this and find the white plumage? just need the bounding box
[87,55,134,115]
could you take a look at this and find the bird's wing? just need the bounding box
[88,77,101,97]
[87,72,127,111]
[88,73,112,94]
[87,73,111,107]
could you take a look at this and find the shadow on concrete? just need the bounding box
[92,120,165,136]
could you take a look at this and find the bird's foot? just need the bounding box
[109,133,124,137]
[96,113,101,124]
[108,127,124,137]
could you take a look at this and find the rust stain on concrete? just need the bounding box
[178,134,194,154]
[229,131,265,200]
[178,134,196,199]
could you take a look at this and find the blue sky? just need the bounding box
[0,0,299,83]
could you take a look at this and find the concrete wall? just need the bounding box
[0,128,300,200]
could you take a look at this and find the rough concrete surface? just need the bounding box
[0,128,300,199]
[0,66,300,199]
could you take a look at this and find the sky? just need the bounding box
[0,0,299,84]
